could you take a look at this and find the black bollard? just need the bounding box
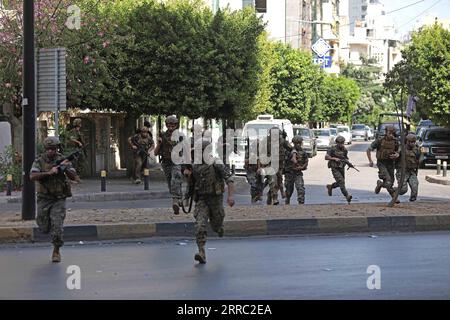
[101,170,106,192]
[6,174,12,196]
[144,169,149,190]
[444,161,448,177]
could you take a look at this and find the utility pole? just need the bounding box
[22,0,36,220]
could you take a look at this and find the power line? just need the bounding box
[396,0,444,30]
[275,0,427,40]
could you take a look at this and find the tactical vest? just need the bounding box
[405,148,419,169]
[328,147,347,168]
[67,129,83,148]
[36,154,72,199]
[193,164,224,196]
[376,138,397,160]
[286,149,307,172]
[161,131,180,162]
[133,134,153,152]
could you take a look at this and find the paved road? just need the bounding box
[1,142,448,211]
[1,232,450,299]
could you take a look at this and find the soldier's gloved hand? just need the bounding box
[389,152,399,159]
[132,145,138,150]
[49,167,59,175]
[227,197,235,207]
[369,160,374,167]
[61,159,70,166]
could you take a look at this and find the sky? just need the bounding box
[382,0,450,34]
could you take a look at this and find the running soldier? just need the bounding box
[396,133,420,201]
[128,126,155,184]
[244,137,264,203]
[183,138,235,264]
[366,125,399,198]
[66,118,86,177]
[284,135,308,205]
[154,115,185,214]
[325,136,353,203]
[30,137,79,262]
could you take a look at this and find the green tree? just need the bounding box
[318,75,360,124]
[385,23,450,127]
[267,43,324,125]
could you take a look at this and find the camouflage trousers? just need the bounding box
[267,170,284,204]
[396,169,419,199]
[330,167,349,197]
[246,171,264,202]
[36,197,66,247]
[377,160,396,195]
[194,195,225,248]
[284,171,305,204]
[161,161,182,200]
[133,154,148,181]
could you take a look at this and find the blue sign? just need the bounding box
[313,55,332,68]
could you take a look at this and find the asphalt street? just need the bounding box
[1,142,448,211]
[1,232,450,299]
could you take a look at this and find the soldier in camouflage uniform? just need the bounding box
[325,136,353,203]
[128,126,155,184]
[244,138,264,203]
[183,138,235,264]
[154,115,185,214]
[66,118,86,177]
[396,133,420,201]
[30,137,79,263]
[284,135,308,204]
[367,125,399,198]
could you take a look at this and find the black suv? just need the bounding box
[417,127,450,168]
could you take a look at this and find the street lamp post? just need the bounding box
[22,0,36,220]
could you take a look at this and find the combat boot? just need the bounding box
[375,180,383,194]
[172,199,180,215]
[346,194,352,204]
[326,184,333,196]
[135,179,141,184]
[194,247,206,264]
[266,193,272,205]
[217,227,224,238]
[409,196,417,202]
[51,246,61,263]
[285,197,290,205]
[281,190,286,199]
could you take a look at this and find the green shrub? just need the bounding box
[0,145,22,192]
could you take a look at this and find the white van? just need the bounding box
[230,115,293,174]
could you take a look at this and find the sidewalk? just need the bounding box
[1,201,449,243]
[0,168,170,204]
[426,175,450,186]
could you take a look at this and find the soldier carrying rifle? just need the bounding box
[128,126,155,184]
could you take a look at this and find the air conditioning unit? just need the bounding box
[257,114,274,121]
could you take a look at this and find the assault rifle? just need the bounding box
[55,145,87,173]
[341,158,360,172]
[181,164,194,214]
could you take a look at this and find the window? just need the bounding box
[242,0,253,8]
[255,0,267,13]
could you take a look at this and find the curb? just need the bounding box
[0,190,170,204]
[2,215,450,243]
[426,175,450,186]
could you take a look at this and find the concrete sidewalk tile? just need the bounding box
[267,218,319,235]
[0,227,33,241]
[223,220,267,236]
[97,224,156,240]
[318,217,369,233]
[415,215,450,231]
[155,222,196,236]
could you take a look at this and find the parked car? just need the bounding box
[313,128,334,150]
[336,125,352,144]
[375,122,401,140]
[365,126,374,140]
[329,128,338,142]
[351,124,368,141]
[417,126,450,168]
[293,126,317,158]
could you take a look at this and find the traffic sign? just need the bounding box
[313,55,332,68]
[311,38,331,58]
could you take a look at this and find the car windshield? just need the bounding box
[337,127,349,133]
[293,128,310,137]
[425,130,450,141]
[379,123,400,132]
[243,124,280,138]
[352,125,365,130]
[315,130,330,136]
[329,129,337,135]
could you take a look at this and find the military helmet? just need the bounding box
[406,133,417,142]
[335,136,346,144]
[43,136,60,149]
[165,115,179,125]
[385,125,396,132]
[73,118,82,127]
[292,135,303,144]
[139,125,149,133]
